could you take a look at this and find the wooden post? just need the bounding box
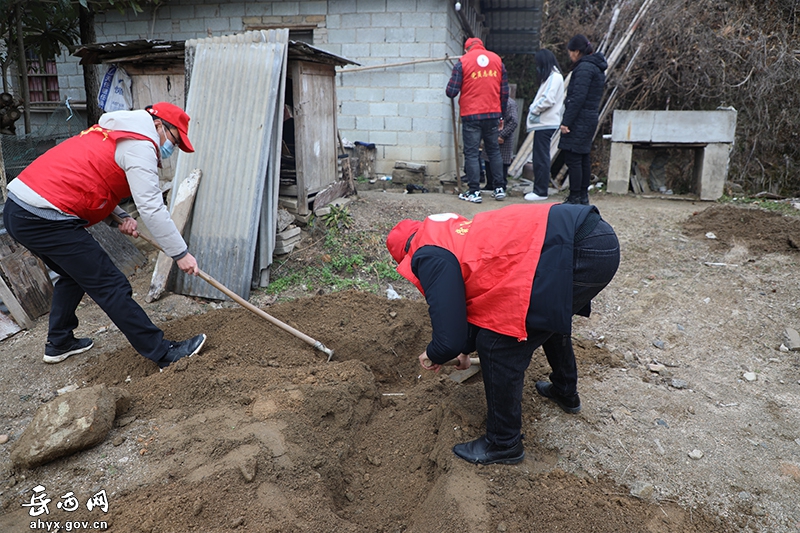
[450,99,462,193]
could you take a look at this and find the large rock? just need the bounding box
[10,385,129,469]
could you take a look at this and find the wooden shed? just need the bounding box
[73,39,356,215]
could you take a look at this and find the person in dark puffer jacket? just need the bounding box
[559,34,607,205]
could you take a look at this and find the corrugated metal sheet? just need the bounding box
[171,30,288,300]
[481,0,543,55]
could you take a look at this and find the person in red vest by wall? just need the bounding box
[446,37,509,204]
[386,203,620,465]
[3,102,206,369]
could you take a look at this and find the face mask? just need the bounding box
[160,139,175,159]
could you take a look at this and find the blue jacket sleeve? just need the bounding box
[411,246,472,363]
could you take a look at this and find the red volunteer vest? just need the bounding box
[459,45,503,117]
[397,203,554,339]
[17,125,157,225]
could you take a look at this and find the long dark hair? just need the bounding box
[567,34,594,56]
[534,49,561,86]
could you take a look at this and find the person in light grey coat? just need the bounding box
[559,34,607,205]
[525,49,565,201]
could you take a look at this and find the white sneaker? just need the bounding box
[492,188,506,201]
[524,192,549,201]
[458,191,482,203]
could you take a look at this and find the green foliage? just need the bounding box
[320,205,353,231]
[266,225,402,297]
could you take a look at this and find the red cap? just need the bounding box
[386,219,422,263]
[146,102,195,153]
[464,37,483,51]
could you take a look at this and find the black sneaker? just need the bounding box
[158,334,207,369]
[535,381,582,414]
[452,435,525,465]
[43,337,94,364]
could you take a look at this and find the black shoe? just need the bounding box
[452,435,525,465]
[535,381,582,414]
[580,193,590,205]
[563,192,582,205]
[43,337,94,364]
[158,334,207,369]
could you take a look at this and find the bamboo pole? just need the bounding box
[338,55,457,74]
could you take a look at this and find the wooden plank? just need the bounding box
[0,310,22,340]
[87,223,147,277]
[146,168,202,302]
[313,180,350,212]
[0,231,53,329]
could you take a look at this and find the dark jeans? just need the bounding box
[532,128,556,196]
[463,119,504,192]
[3,199,170,362]
[564,149,592,196]
[477,219,620,447]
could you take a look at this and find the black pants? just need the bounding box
[532,128,556,196]
[563,149,592,196]
[477,219,620,447]
[3,199,170,361]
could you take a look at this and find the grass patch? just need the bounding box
[265,224,401,297]
[719,195,800,217]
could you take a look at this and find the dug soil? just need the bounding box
[2,190,800,533]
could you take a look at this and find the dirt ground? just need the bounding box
[1,188,800,533]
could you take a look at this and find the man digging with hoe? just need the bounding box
[3,102,207,370]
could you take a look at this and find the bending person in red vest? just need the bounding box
[386,203,620,465]
[446,37,509,204]
[3,102,206,369]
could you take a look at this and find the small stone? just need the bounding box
[779,344,789,353]
[630,481,654,500]
[670,378,688,389]
[0,434,9,445]
[367,455,382,466]
[705,232,717,239]
[653,438,665,455]
[497,522,508,532]
[648,363,666,373]
[688,449,704,460]
[345,491,356,502]
[743,372,757,382]
[230,516,245,528]
[652,339,666,350]
[112,436,126,447]
[784,327,800,351]
[192,499,203,516]
[655,418,669,428]
[389,311,397,318]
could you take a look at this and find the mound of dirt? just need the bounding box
[681,204,800,255]
[2,192,799,533]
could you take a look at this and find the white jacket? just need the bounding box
[526,68,565,132]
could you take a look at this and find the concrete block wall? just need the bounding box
[80,0,466,178]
